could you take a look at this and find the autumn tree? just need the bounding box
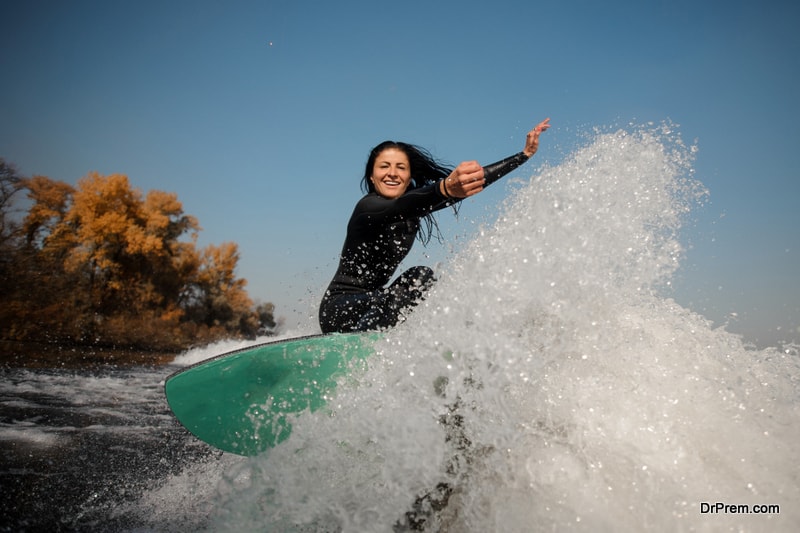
[255,302,277,335]
[59,173,196,319]
[1,167,276,354]
[4,175,77,340]
[21,174,75,248]
[183,242,260,338]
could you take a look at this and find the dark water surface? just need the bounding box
[1,364,217,532]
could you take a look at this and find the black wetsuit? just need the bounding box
[319,152,530,333]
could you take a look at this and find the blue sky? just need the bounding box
[2,0,798,347]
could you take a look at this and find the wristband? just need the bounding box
[441,178,454,199]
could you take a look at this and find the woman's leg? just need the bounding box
[319,266,436,333]
[385,265,435,314]
[319,292,376,333]
[363,266,435,330]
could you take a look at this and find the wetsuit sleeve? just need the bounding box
[354,184,451,223]
[483,152,530,187]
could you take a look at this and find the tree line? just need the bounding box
[0,158,276,355]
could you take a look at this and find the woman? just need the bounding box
[319,118,550,333]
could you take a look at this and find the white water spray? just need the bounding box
[210,125,800,532]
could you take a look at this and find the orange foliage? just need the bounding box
[22,175,74,247]
[1,167,275,356]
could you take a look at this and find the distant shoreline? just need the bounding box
[0,340,178,369]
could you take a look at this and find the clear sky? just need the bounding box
[2,0,798,348]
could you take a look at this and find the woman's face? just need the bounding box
[370,148,411,199]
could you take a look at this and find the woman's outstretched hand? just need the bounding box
[523,118,550,157]
[443,160,485,199]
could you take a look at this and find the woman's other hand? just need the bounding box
[523,118,551,157]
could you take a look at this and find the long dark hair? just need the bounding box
[360,141,458,244]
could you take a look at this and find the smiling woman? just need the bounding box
[318,118,550,333]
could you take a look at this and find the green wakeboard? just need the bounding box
[164,332,379,456]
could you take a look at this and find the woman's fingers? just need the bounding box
[446,161,485,197]
[536,117,551,132]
